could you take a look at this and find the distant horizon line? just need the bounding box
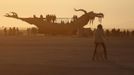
[0,26,134,31]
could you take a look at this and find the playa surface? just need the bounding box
[0,36,134,75]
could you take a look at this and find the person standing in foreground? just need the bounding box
[92,24,108,60]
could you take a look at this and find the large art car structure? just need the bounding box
[5,9,104,36]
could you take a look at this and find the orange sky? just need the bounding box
[0,0,134,29]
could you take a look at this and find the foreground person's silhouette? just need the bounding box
[92,24,108,61]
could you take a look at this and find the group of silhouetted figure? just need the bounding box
[2,27,38,36]
[2,27,134,37]
[79,28,134,37]
[32,14,78,24]
[3,27,20,36]
[27,27,38,36]
[106,28,134,37]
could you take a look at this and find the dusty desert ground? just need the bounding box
[0,36,134,75]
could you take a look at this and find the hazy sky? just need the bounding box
[0,0,134,29]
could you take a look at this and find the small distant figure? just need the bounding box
[12,27,16,36]
[16,27,19,36]
[4,28,7,36]
[27,28,31,36]
[9,27,13,36]
[92,24,108,61]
